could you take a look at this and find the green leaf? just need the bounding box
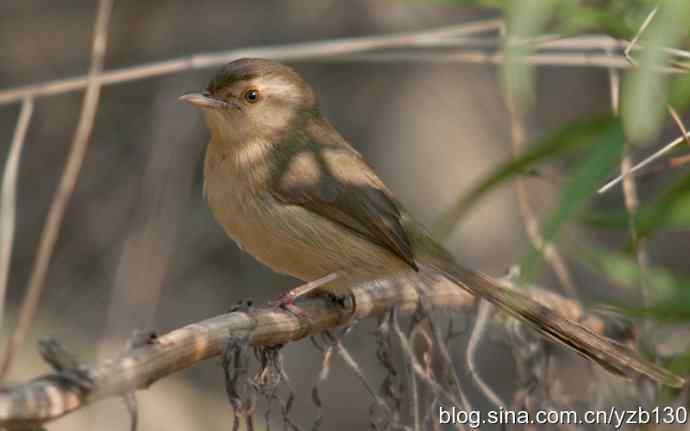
[579,208,630,230]
[432,116,617,239]
[636,169,690,239]
[442,0,663,37]
[580,169,690,237]
[502,0,559,108]
[580,248,690,321]
[544,123,624,239]
[669,349,690,378]
[611,264,690,321]
[594,251,679,294]
[521,119,624,280]
[577,248,690,375]
[669,75,690,111]
[622,1,690,143]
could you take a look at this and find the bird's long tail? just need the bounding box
[417,243,685,388]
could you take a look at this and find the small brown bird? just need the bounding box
[181,58,684,387]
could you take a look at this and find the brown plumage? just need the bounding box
[181,58,685,388]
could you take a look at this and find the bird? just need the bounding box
[180,58,684,388]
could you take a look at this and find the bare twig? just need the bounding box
[623,6,659,66]
[505,97,578,298]
[420,300,473,416]
[670,153,690,167]
[309,335,334,431]
[373,312,403,427]
[0,97,34,334]
[0,19,503,106]
[413,322,440,431]
[327,332,395,426]
[665,104,690,167]
[668,105,690,149]
[389,307,466,431]
[3,18,690,106]
[330,50,678,71]
[529,33,684,56]
[599,5,690,195]
[0,277,428,427]
[405,313,425,431]
[607,46,621,114]
[0,272,622,427]
[222,332,255,431]
[607,37,651,305]
[597,130,690,194]
[0,0,114,377]
[465,300,505,408]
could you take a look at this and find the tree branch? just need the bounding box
[2,17,689,106]
[0,270,627,428]
[0,18,503,106]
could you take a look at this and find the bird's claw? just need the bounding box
[269,293,313,330]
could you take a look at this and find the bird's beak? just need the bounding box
[179,92,227,110]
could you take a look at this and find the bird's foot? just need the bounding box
[268,273,340,320]
[268,290,315,331]
[270,291,309,318]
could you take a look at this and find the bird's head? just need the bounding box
[180,58,317,144]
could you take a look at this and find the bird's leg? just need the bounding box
[273,272,339,306]
[270,273,340,323]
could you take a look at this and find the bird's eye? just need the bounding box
[243,89,259,103]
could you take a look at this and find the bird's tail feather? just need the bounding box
[424,255,685,388]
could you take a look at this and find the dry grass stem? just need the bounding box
[597,130,690,194]
[607,37,651,305]
[623,6,658,65]
[600,5,689,195]
[466,299,505,409]
[0,98,34,336]
[506,98,578,298]
[0,273,624,427]
[668,105,690,148]
[0,0,114,377]
[0,19,503,106]
[389,307,465,423]
[3,17,690,106]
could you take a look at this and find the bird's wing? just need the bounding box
[270,126,418,270]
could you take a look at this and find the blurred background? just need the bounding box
[1,1,689,430]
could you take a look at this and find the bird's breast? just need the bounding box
[203,141,410,286]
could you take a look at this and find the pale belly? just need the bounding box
[204,178,409,289]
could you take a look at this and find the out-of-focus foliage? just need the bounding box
[432,116,618,238]
[451,0,681,38]
[521,119,623,280]
[448,1,690,140]
[585,249,690,320]
[501,0,559,108]
[578,246,690,375]
[582,170,690,238]
[635,169,690,239]
[438,1,690,326]
[669,73,690,111]
[622,1,690,143]
[540,120,623,241]
[580,248,690,381]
